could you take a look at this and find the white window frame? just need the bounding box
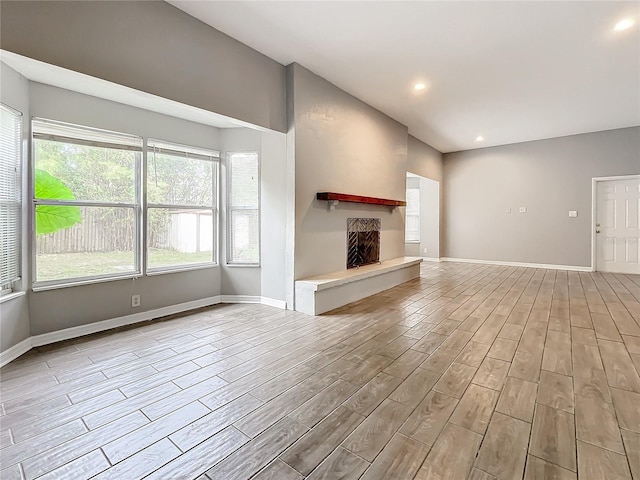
[146,139,219,275]
[31,118,143,290]
[0,104,23,295]
[405,186,420,244]
[226,151,260,266]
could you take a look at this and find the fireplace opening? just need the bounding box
[347,218,381,269]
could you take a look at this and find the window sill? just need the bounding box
[146,263,219,276]
[0,291,26,304]
[33,273,142,292]
[225,263,260,268]
[405,241,420,244]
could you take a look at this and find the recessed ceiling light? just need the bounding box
[413,82,427,92]
[476,136,484,142]
[614,18,635,31]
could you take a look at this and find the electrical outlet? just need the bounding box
[131,295,141,308]
[569,210,578,218]
[506,208,512,214]
[423,248,428,254]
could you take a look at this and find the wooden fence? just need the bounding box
[36,208,213,254]
[36,207,135,254]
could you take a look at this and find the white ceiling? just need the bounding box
[169,0,640,153]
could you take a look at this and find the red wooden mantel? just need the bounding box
[316,192,406,207]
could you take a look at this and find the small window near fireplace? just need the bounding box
[347,218,381,269]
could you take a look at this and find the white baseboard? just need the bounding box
[421,257,442,262]
[220,295,287,309]
[220,295,261,304]
[1,294,287,367]
[0,337,33,368]
[260,297,287,309]
[441,257,593,272]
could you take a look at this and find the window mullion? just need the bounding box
[147,203,213,210]
[33,200,138,208]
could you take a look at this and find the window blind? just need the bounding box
[32,118,143,151]
[228,152,259,264]
[0,104,22,288]
[148,139,219,162]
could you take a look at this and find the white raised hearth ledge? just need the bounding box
[295,257,423,315]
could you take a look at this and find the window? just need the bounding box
[227,152,259,264]
[147,140,219,272]
[32,119,142,287]
[405,187,420,243]
[0,104,22,293]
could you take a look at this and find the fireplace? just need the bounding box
[347,218,381,269]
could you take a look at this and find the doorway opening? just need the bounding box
[405,172,440,259]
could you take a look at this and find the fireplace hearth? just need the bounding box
[347,218,381,269]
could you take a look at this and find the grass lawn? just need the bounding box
[36,249,213,281]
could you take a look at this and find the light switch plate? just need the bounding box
[519,207,527,213]
[569,211,578,218]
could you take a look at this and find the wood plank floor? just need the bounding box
[1,262,640,479]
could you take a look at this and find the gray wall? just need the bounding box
[30,271,221,335]
[407,135,443,183]
[289,64,409,280]
[29,83,222,147]
[443,127,640,267]
[0,63,31,351]
[0,297,30,352]
[27,82,223,335]
[260,131,288,303]
[0,0,286,133]
[420,176,440,258]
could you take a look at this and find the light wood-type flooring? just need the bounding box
[1,262,640,479]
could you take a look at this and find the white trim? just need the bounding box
[0,337,32,368]
[219,295,261,304]
[421,257,442,263]
[33,273,143,292]
[0,290,26,304]
[591,174,640,273]
[260,296,287,309]
[441,257,592,272]
[30,296,221,347]
[146,263,219,276]
[591,175,640,182]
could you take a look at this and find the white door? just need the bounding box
[595,176,640,274]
